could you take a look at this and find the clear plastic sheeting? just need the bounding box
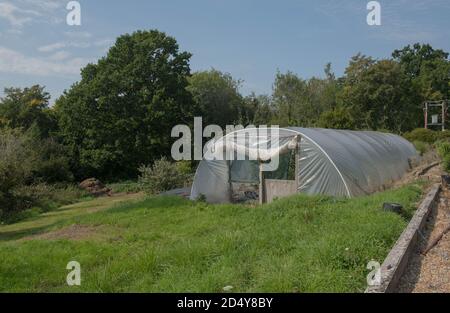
[190,127,419,203]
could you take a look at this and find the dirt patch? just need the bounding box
[22,224,102,241]
[397,188,450,292]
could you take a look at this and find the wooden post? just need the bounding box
[442,100,446,131]
[295,139,300,191]
[424,102,428,129]
[259,163,265,204]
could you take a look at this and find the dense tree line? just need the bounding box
[1,30,449,190]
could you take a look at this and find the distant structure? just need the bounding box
[424,100,448,131]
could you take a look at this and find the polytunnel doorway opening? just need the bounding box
[229,147,299,204]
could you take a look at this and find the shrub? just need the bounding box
[31,138,73,183]
[0,128,37,219]
[0,127,75,221]
[436,141,450,172]
[403,128,438,144]
[436,141,450,157]
[1,183,88,223]
[437,130,450,141]
[443,154,450,172]
[138,157,190,195]
[412,141,428,155]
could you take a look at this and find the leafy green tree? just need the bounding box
[272,71,307,126]
[417,58,450,100]
[392,43,449,101]
[318,106,355,130]
[340,57,420,132]
[0,85,57,138]
[272,65,338,127]
[55,30,195,179]
[392,43,448,78]
[251,95,275,125]
[187,69,243,128]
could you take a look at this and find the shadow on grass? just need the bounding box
[0,221,63,242]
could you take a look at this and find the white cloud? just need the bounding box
[0,46,90,77]
[0,2,40,27]
[19,0,63,12]
[48,50,71,61]
[38,42,67,52]
[65,31,93,39]
[38,38,113,53]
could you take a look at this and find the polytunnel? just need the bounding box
[190,127,419,203]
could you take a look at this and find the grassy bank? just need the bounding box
[0,183,424,292]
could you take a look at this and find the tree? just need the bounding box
[55,30,195,179]
[340,57,420,132]
[272,65,338,127]
[417,58,450,100]
[0,85,57,138]
[187,69,243,128]
[251,95,275,125]
[272,71,308,126]
[392,43,449,101]
[392,43,448,78]
[318,106,355,130]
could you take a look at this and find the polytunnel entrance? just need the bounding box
[229,139,300,204]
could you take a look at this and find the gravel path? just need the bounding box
[397,186,450,293]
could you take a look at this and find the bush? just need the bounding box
[412,141,428,155]
[403,128,438,144]
[0,128,37,219]
[437,141,450,157]
[138,158,190,195]
[437,130,450,141]
[31,138,73,183]
[1,183,88,223]
[435,141,450,172]
[0,128,74,221]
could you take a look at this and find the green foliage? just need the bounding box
[340,56,420,132]
[412,141,428,156]
[436,141,450,157]
[442,154,450,172]
[392,43,449,101]
[0,128,73,221]
[0,128,37,219]
[403,128,438,144]
[318,106,355,129]
[138,157,190,195]
[272,65,338,126]
[187,69,243,127]
[55,30,195,180]
[435,141,450,172]
[0,85,57,138]
[0,183,423,292]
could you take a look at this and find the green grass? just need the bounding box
[107,180,141,194]
[0,183,424,292]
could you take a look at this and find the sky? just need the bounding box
[0,0,449,103]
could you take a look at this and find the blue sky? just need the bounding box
[0,0,449,103]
